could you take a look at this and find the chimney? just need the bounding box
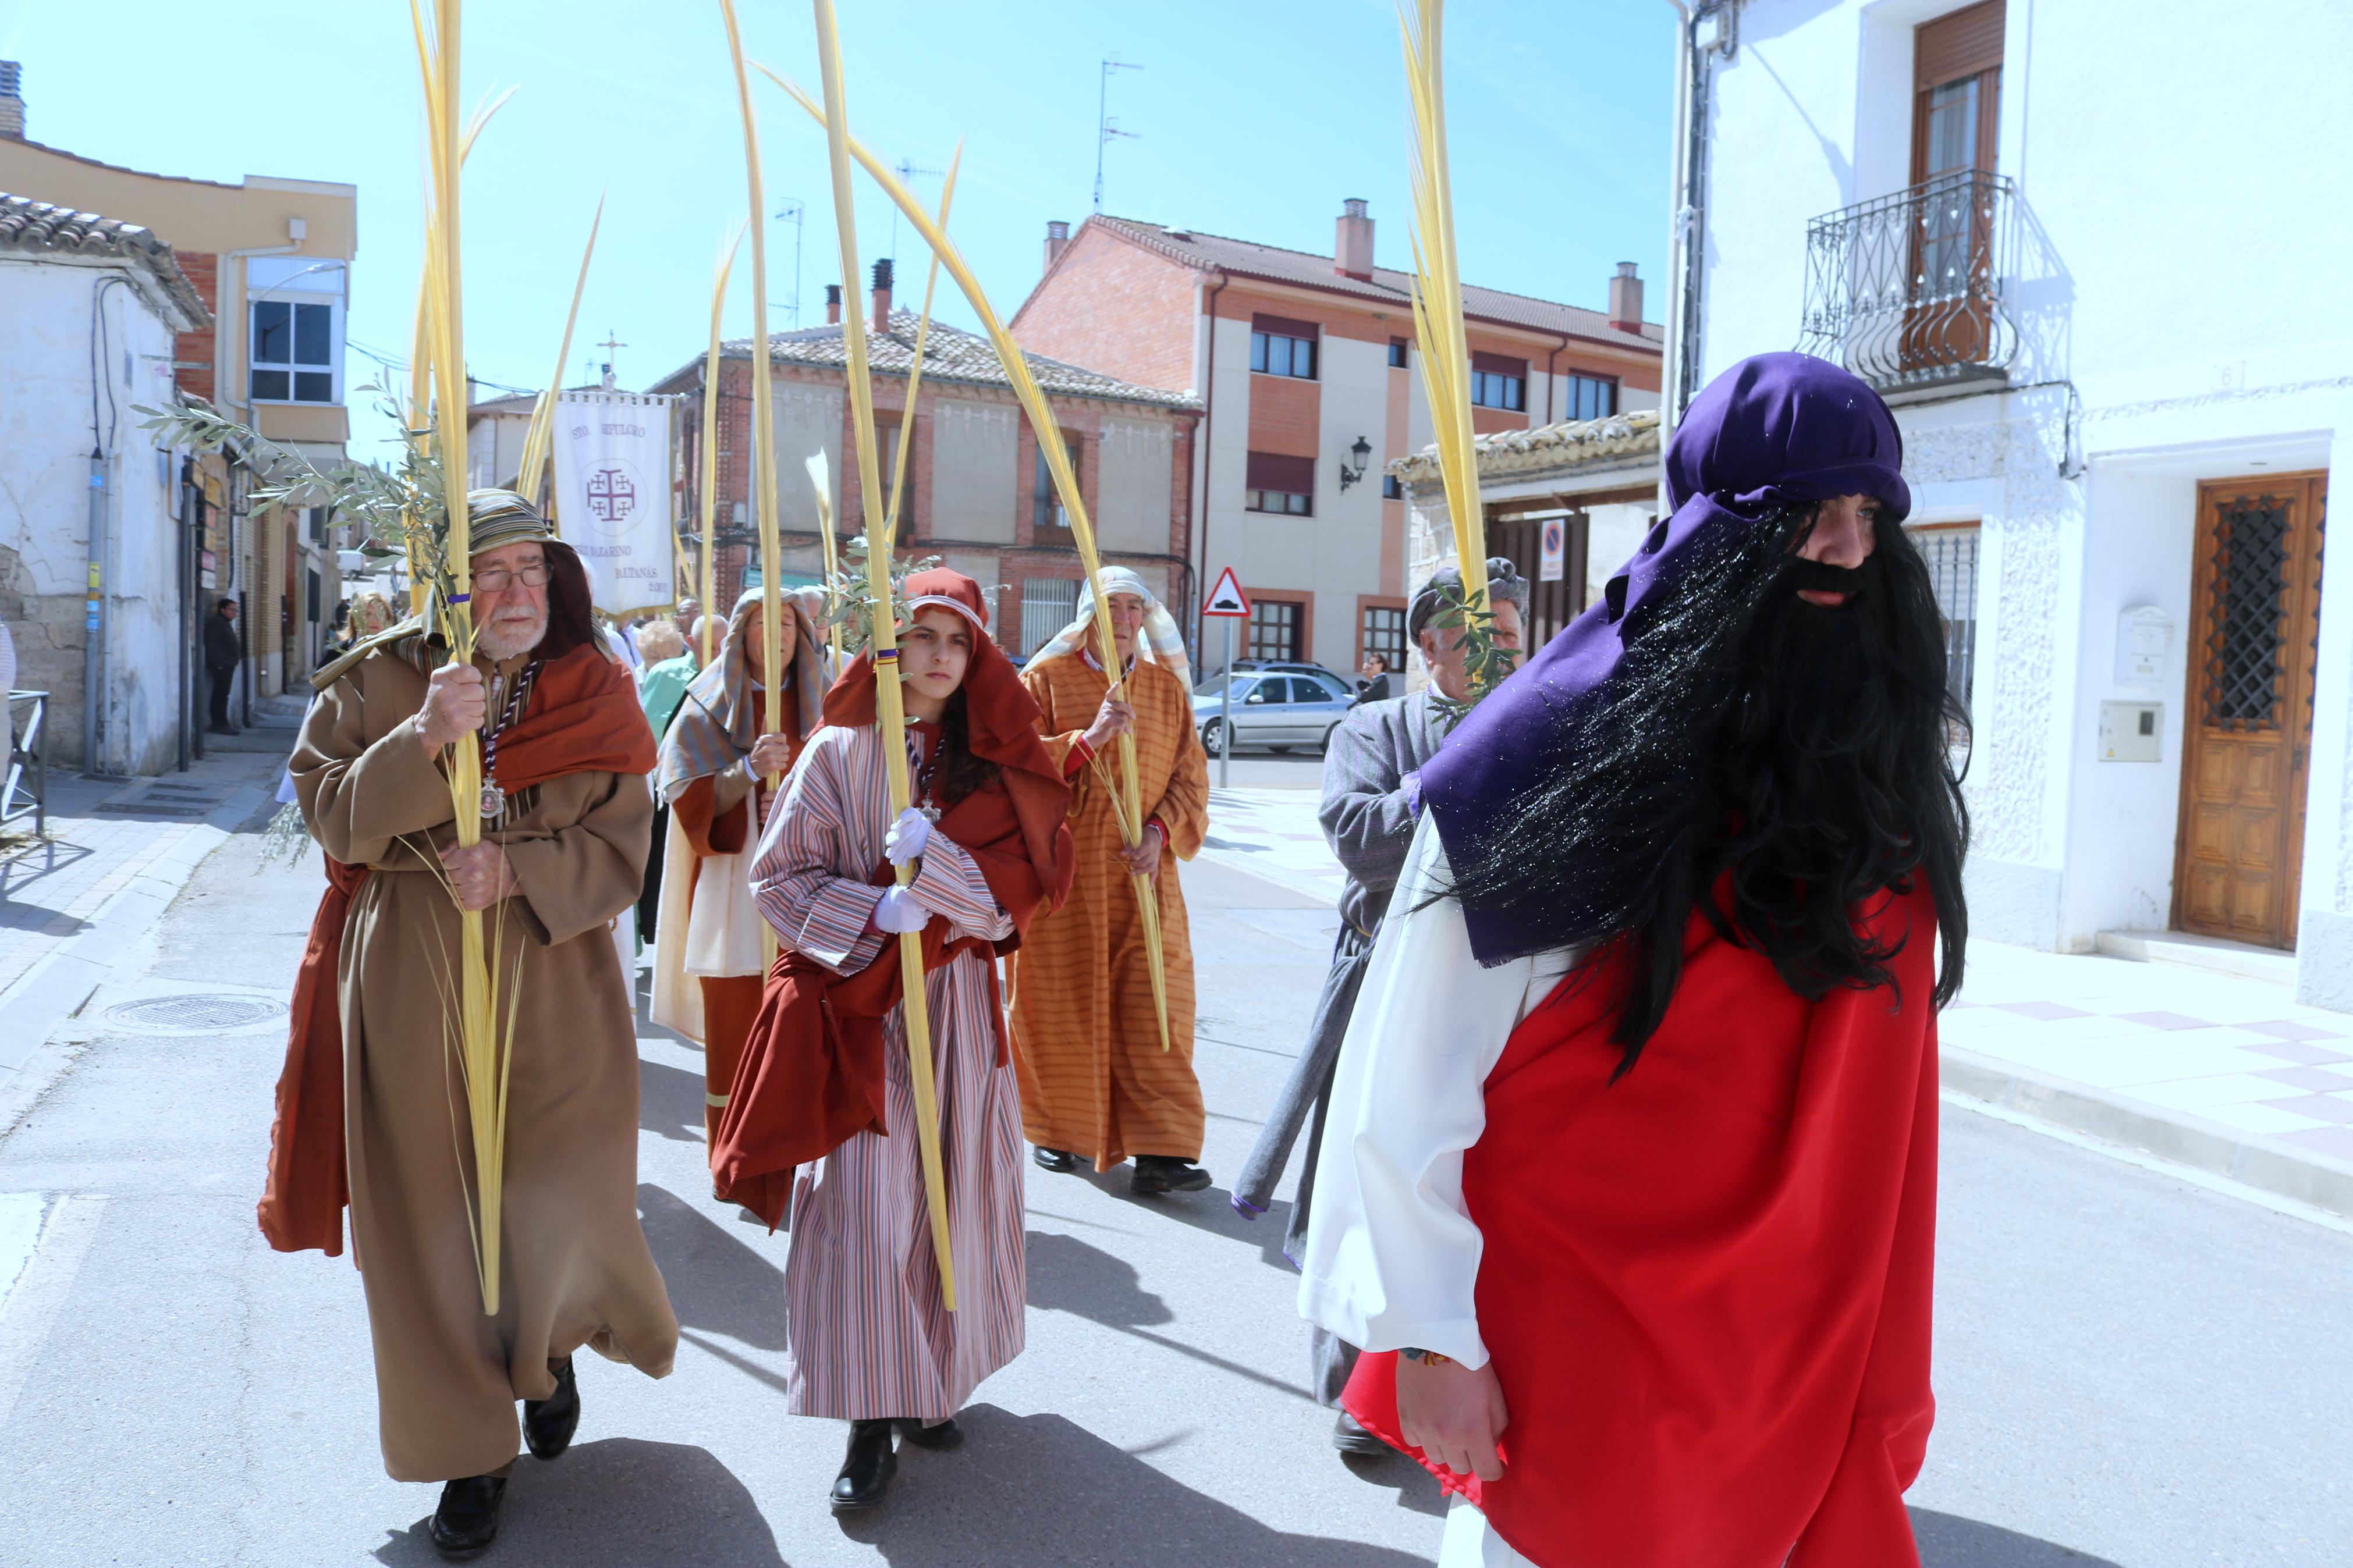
[1608,262,1644,333]
[871,258,893,334]
[1044,219,1071,273]
[825,283,842,325]
[0,62,23,141]
[1335,198,1375,280]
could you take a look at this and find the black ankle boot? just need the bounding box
[428,1473,508,1559]
[831,1418,897,1511]
[1131,1155,1212,1194]
[523,1357,579,1460]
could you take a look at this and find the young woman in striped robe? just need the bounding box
[719,569,1072,1512]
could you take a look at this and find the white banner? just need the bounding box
[549,390,676,614]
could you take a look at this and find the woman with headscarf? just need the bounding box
[711,568,1071,1513]
[648,587,831,1144]
[1007,566,1213,1196]
[1300,355,1968,1567]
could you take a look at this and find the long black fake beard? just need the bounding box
[1440,511,1971,1077]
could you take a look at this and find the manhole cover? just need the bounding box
[100,993,288,1034]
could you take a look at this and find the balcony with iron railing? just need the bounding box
[1797,170,2018,394]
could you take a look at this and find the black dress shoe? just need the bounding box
[893,1416,964,1450]
[428,1473,508,1559]
[523,1356,579,1460]
[831,1418,897,1511]
[1031,1146,1084,1174]
[1130,1155,1213,1195]
[1332,1410,1390,1456]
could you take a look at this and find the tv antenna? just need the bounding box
[886,158,943,266]
[1095,54,1142,212]
[769,198,805,327]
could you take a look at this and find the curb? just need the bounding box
[1939,1044,2353,1222]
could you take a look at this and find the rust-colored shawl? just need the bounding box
[257,637,658,1256]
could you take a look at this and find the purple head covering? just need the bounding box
[1420,352,1909,965]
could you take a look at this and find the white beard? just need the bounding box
[476,613,548,662]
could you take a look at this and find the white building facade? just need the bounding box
[0,196,209,774]
[1674,0,2353,1007]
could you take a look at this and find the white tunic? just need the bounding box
[1294,813,1576,1371]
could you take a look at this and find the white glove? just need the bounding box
[883,805,931,867]
[871,884,934,934]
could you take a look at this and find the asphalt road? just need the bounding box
[0,821,2347,1565]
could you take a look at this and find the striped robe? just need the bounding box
[748,722,1025,1420]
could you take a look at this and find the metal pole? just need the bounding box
[1218,616,1233,791]
[83,449,104,773]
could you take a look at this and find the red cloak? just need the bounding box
[1343,883,1942,1568]
[255,638,659,1257]
[708,568,1073,1228]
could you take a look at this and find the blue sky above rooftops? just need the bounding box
[0,0,1673,464]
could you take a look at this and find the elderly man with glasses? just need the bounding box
[274,490,677,1559]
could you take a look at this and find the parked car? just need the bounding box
[1191,667,1357,756]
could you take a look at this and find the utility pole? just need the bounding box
[1094,54,1142,212]
[595,329,627,387]
[770,198,804,328]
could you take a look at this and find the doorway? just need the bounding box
[2173,471,2327,948]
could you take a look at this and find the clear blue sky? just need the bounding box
[0,0,1676,463]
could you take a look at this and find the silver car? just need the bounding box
[1192,670,1357,756]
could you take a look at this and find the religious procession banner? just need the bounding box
[548,389,677,614]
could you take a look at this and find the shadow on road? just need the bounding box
[1913,1509,2123,1566]
[1024,1228,1173,1327]
[372,1438,786,1566]
[836,1406,1430,1566]
[639,1055,709,1144]
[637,1182,787,1350]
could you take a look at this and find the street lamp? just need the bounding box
[1337,434,1374,491]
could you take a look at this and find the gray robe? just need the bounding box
[1235,689,1447,1405]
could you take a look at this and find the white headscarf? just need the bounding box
[1027,566,1191,687]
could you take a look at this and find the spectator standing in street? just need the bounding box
[629,616,693,952]
[269,490,677,1557]
[713,569,1070,1512]
[1299,355,1969,1568]
[1008,567,1213,1195]
[648,588,829,1144]
[203,596,242,735]
[1354,652,1393,703]
[1234,559,1525,1457]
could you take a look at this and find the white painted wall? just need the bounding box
[1698,0,2353,998]
[930,397,1017,544]
[1096,415,1173,556]
[771,381,843,536]
[0,259,187,772]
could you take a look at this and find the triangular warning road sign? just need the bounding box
[1202,566,1251,617]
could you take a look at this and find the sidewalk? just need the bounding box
[1193,786,2353,1221]
[0,703,294,1130]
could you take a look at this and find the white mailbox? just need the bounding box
[2099,701,2163,762]
[2114,605,2171,688]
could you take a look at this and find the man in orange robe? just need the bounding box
[650,587,830,1146]
[1008,568,1212,1196]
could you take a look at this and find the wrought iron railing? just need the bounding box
[4,690,48,838]
[1798,170,2017,392]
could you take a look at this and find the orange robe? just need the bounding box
[1007,651,1209,1168]
[669,688,800,1143]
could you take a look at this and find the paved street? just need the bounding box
[0,802,2350,1565]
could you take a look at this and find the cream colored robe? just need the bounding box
[293,649,678,1483]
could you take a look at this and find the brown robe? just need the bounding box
[292,649,678,1483]
[1006,650,1210,1168]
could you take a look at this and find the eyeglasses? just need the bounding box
[472,563,551,593]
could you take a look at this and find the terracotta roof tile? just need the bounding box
[1388,407,1662,486]
[658,310,1199,411]
[1084,215,1663,350]
[0,192,210,326]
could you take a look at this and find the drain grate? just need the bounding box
[94,802,208,818]
[101,993,288,1034]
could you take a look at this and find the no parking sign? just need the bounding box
[1539,516,1566,582]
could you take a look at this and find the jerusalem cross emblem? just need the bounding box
[587,465,636,522]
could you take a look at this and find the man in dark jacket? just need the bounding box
[1233,557,1527,1457]
[203,598,242,735]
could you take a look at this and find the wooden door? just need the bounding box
[2174,472,2327,948]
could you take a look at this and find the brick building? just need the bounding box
[648,267,1201,657]
[1011,202,1665,676]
